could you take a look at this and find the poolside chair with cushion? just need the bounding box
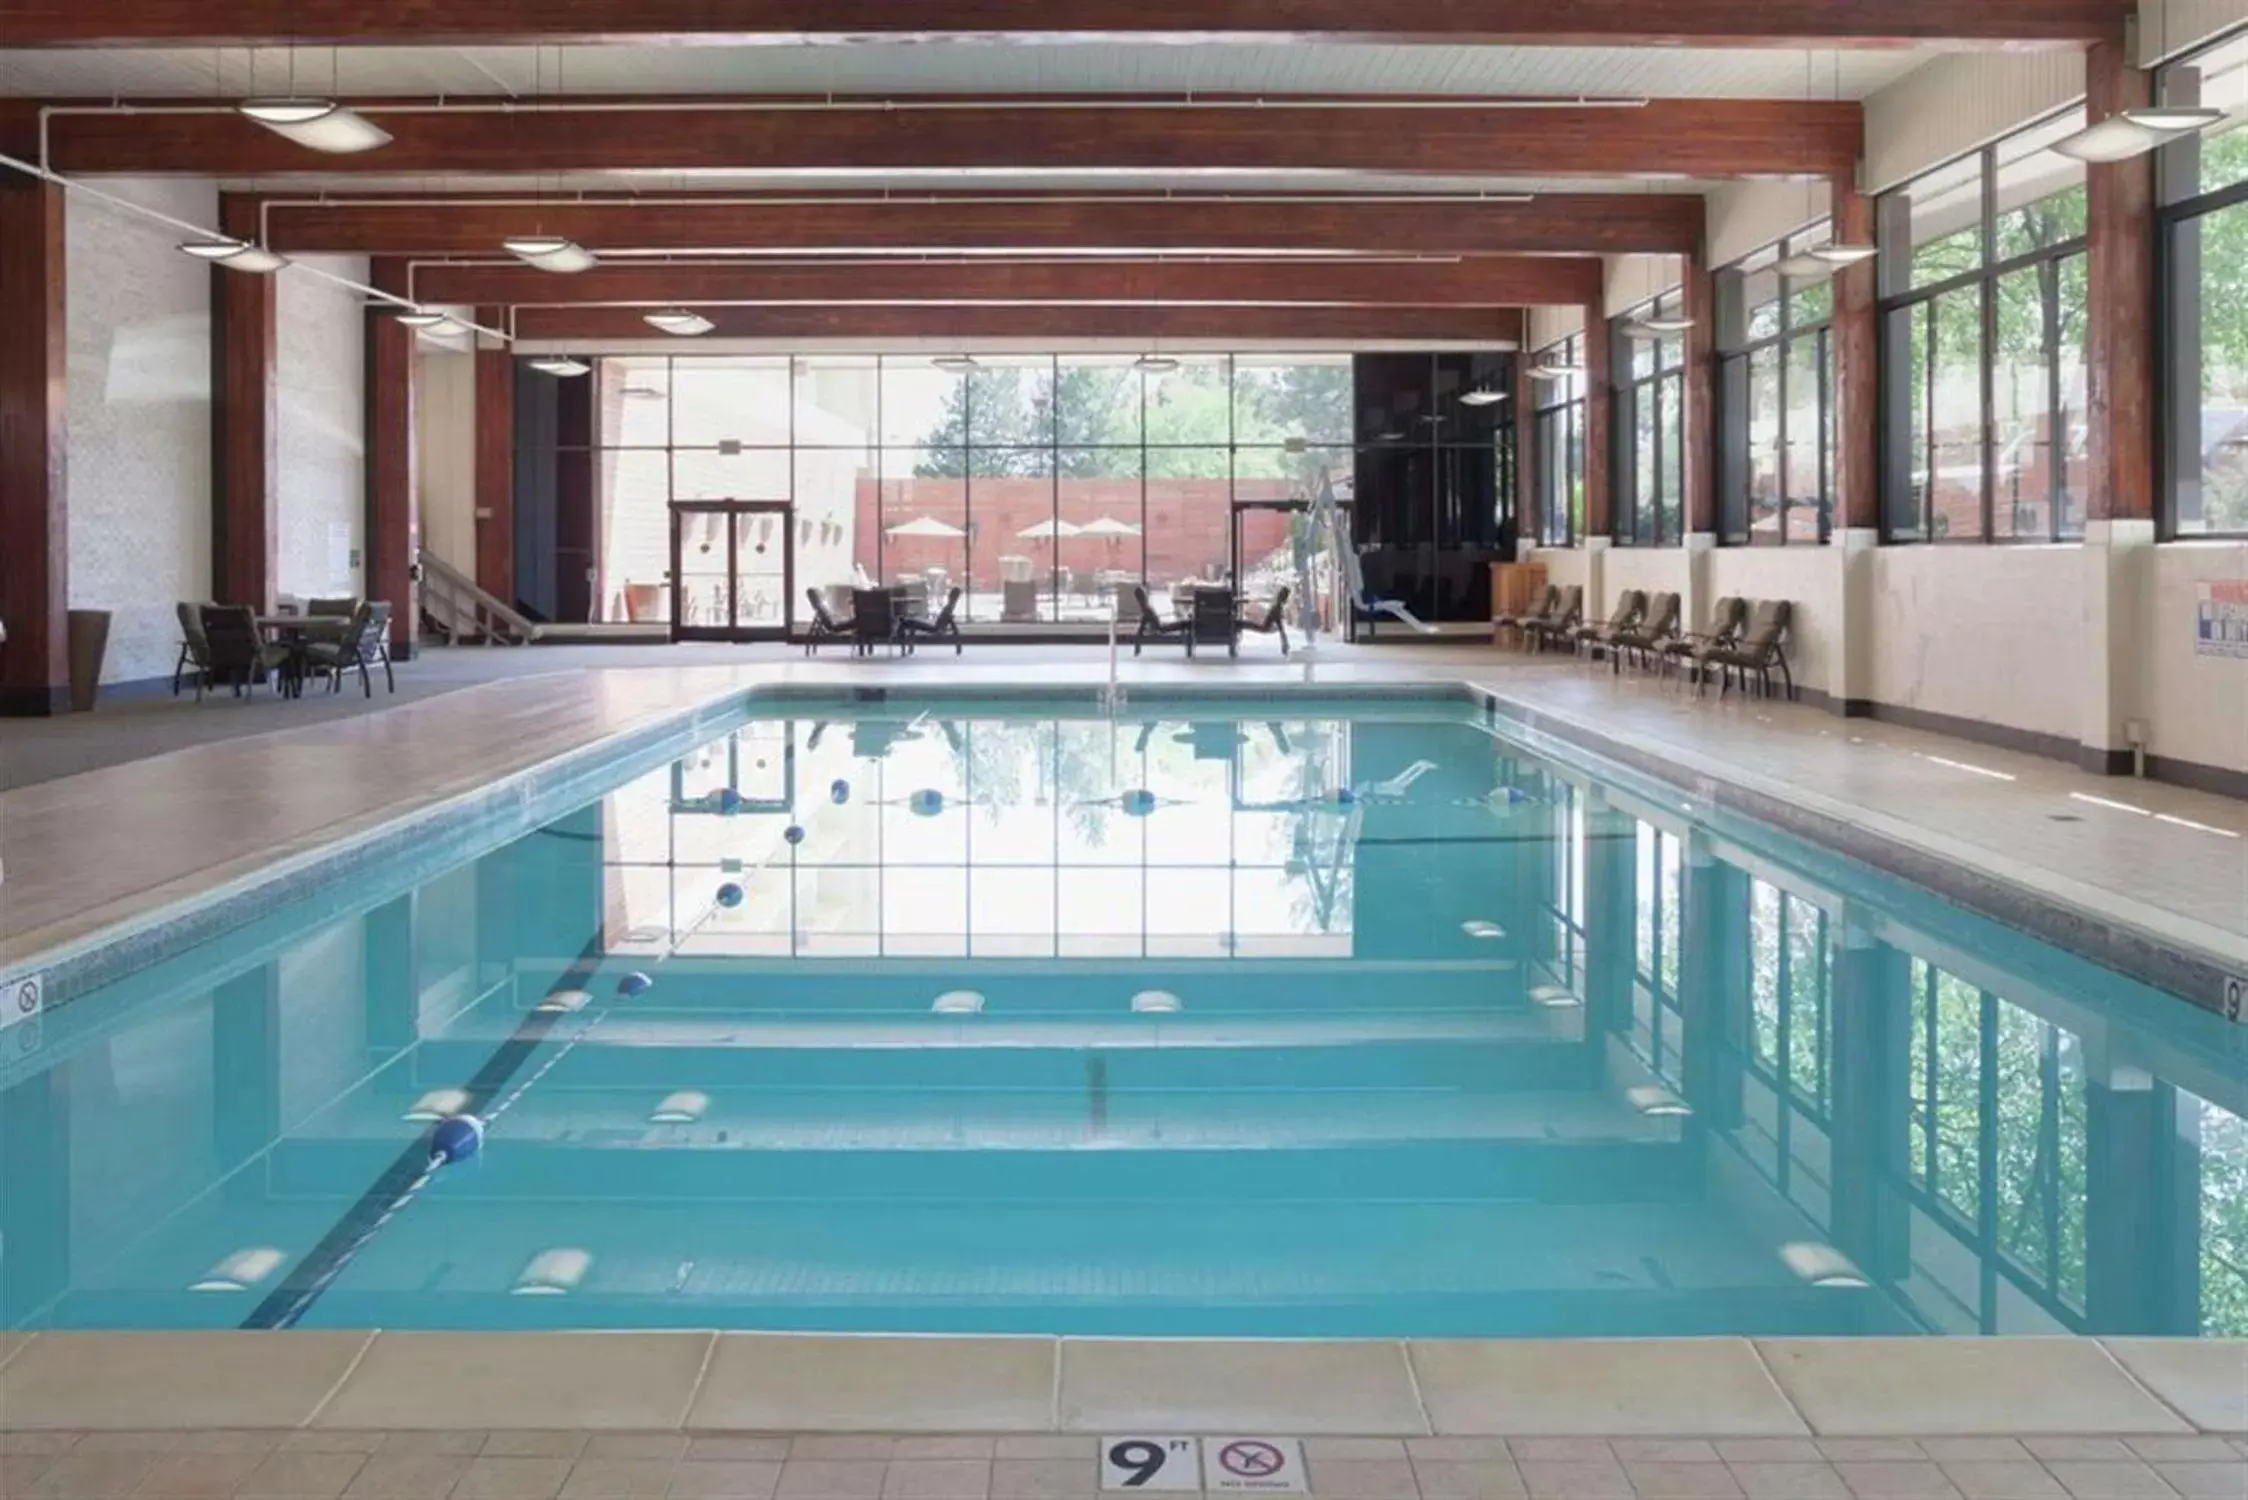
[1609,591,1681,674]
[1521,584,1584,654]
[301,601,389,697]
[1573,589,1646,660]
[1191,586,1241,655]
[1239,586,1293,657]
[197,604,285,697]
[1131,585,1194,656]
[173,601,214,698]
[1660,595,1748,683]
[1693,599,1795,700]
[852,587,902,656]
[804,588,851,656]
[900,586,964,655]
[1494,584,1557,646]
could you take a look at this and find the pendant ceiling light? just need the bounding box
[529,356,592,378]
[2121,3,2225,137]
[177,237,289,273]
[394,308,452,328]
[1529,360,1585,381]
[1133,353,1179,373]
[932,354,980,371]
[503,237,597,273]
[643,308,715,336]
[1458,386,1506,407]
[238,98,392,154]
[2058,9,2222,161]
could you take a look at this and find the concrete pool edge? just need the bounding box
[0,1332,2239,1436]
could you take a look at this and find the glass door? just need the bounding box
[669,500,794,641]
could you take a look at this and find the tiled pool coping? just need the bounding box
[6,674,2242,1020]
[0,1332,2241,1437]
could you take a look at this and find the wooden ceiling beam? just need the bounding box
[47,97,1859,179]
[255,193,1706,256]
[3,0,2124,48]
[407,256,1607,307]
[509,304,1527,341]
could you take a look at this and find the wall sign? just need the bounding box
[1102,1438,1200,1491]
[2194,580,2248,658]
[2,972,42,1031]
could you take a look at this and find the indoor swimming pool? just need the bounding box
[1,691,2241,1340]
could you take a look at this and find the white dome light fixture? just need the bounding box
[403,1088,475,1123]
[528,357,592,378]
[189,1246,287,1293]
[511,1247,593,1296]
[644,308,716,337]
[1134,353,1180,374]
[1780,1241,1872,1289]
[649,1090,710,1125]
[177,238,290,274]
[932,990,986,1015]
[394,308,452,329]
[932,353,981,372]
[1626,1083,1694,1118]
[238,97,393,154]
[502,236,598,274]
[1130,990,1184,1014]
[1461,919,1506,939]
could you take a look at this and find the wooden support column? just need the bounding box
[0,113,70,716]
[1832,179,1880,534]
[211,196,276,610]
[365,259,419,654]
[1582,300,1612,541]
[1681,250,1717,538]
[2086,35,2156,526]
[473,306,515,605]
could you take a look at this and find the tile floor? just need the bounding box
[0,1430,2243,1499]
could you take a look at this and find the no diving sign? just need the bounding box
[1,973,42,1032]
[1206,1438,1308,1494]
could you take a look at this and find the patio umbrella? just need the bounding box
[1074,516,1142,539]
[885,515,966,538]
[1015,517,1081,541]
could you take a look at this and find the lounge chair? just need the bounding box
[1610,591,1681,674]
[1522,585,1584,654]
[302,601,391,697]
[850,587,899,657]
[1494,584,1557,647]
[1661,596,1748,683]
[804,588,850,656]
[1573,589,1646,660]
[172,601,214,698]
[197,603,285,697]
[1694,599,1795,699]
[1191,587,1240,655]
[1239,586,1293,656]
[900,586,964,655]
[1131,585,1193,656]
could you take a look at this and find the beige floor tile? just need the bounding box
[585,1438,691,1463]
[1411,1458,1527,1497]
[1821,1445,1931,1463]
[2102,1340,2248,1433]
[1934,1461,2066,1499]
[1512,1459,1631,1499]
[988,1458,1094,1499]
[339,1450,476,1497]
[1729,1463,1850,1499]
[1312,1457,1424,1498]
[892,1441,994,1461]
[1758,1341,2190,1436]
[1612,1443,1720,1464]
[451,1456,577,1500]
[1920,1443,2033,1464]
[1715,1444,1823,1466]
[0,1451,64,1493]
[233,1450,372,1498]
[66,1432,182,1455]
[1310,1441,1412,1462]
[2021,1443,2135,1464]
[1411,1441,1518,1462]
[880,1460,990,1499]
[2037,1462,2183,1499]
[485,1436,593,1459]
[2152,1461,2248,1498]
[1411,1341,1804,1438]
[2124,1439,2238,1463]
[22,1448,163,1497]
[0,1331,37,1372]
[691,1338,1053,1435]
[683,1440,793,1464]
[561,1457,679,1497]
[376,1431,490,1457]
[775,1460,889,1499]
[0,1333,372,1431]
[788,1442,898,1462]
[666,1459,785,1499]
[1059,1339,1424,1434]
[277,1432,389,1456]
[318,1335,712,1432]
[0,1432,82,1456]
[1620,1461,1744,1499]
[1828,1460,1960,1498]
[170,1431,281,1455]
[990,1442,1092,1463]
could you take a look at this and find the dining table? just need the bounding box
[254,614,347,698]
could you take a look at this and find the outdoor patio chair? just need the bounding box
[172,601,214,698]
[900,586,964,655]
[1239,585,1293,656]
[1131,585,1193,655]
[851,587,899,657]
[1573,589,1646,659]
[1191,586,1241,655]
[1609,591,1681,674]
[1522,585,1584,654]
[805,588,851,656]
[197,604,284,697]
[1660,596,1748,683]
[1693,599,1795,700]
[1494,584,1557,646]
[302,601,388,697]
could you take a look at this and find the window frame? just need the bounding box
[1614,295,1686,547]
[1717,230,1836,546]
[1530,333,1586,547]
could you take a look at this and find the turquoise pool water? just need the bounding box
[2,693,2242,1338]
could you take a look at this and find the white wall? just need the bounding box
[1600,547,1689,616]
[1527,305,1586,353]
[1864,51,2082,193]
[1868,546,2085,743]
[273,254,368,603]
[416,347,477,578]
[64,177,216,685]
[1706,180,1832,269]
[1706,546,1846,700]
[2146,541,2248,774]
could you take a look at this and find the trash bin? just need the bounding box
[66,608,111,712]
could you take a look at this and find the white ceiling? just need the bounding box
[0,41,1933,102]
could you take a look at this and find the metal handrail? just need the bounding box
[416,549,541,645]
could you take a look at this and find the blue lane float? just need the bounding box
[430,1114,484,1164]
[1335,787,1357,805]
[831,779,851,804]
[784,825,806,845]
[616,971,654,997]
[908,788,946,817]
[716,882,745,908]
[1118,788,1158,818]
[716,788,744,814]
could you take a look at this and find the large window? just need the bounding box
[594,353,1353,627]
[1717,232,1834,544]
[1879,112,2089,542]
[1530,335,1586,547]
[2159,29,2248,535]
[1616,298,1685,546]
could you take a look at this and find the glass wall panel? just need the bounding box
[1146,357,1233,450]
[1995,109,2089,259]
[1055,355,1142,447]
[971,446,1056,624]
[1993,263,2052,541]
[1930,286,1987,539]
[672,356,791,446]
[967,357,1056,448]
[1783,333,1826,543]
[794,355,878,451]
[881,361,965,448]
[1909,154,1986,287]
[2056,254,2088,537]
[600,357,671,446]
[672,446,790,502]
[1233,354,1353,445]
